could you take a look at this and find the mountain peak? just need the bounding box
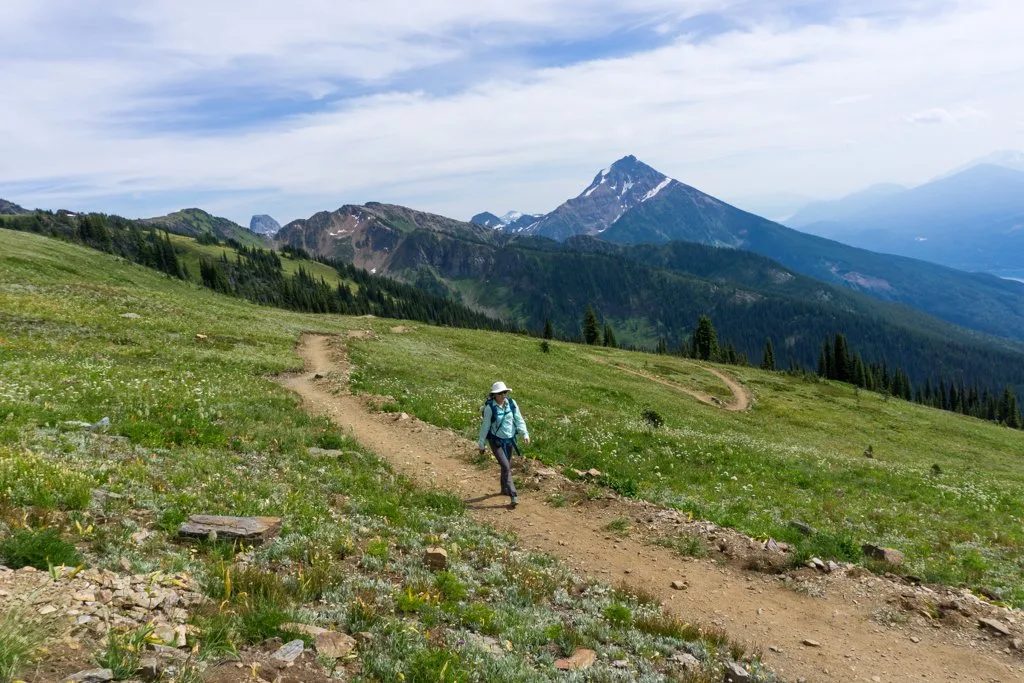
[250,214,282,236]
[0,198,29,215]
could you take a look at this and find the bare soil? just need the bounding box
[277,334,1024,683]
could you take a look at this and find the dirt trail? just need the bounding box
[278,335,1021,683]
[592,356,753,411]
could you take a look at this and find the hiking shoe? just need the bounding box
[510,496,518,508]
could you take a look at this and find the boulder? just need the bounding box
[554,648,597,670]
[317,631,357,658]
[724,662,751,682]
[178,515,282,542]
[862,544,905,566]
[423,547,448,570]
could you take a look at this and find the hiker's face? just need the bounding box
[494,391,508,405]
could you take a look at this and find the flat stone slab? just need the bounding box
[178,515,282,542]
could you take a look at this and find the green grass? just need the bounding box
[169,234,350,290]
[0,606,49,683]
[0,229,772,682]
[345,322,1024,605]
[0,527,82,570]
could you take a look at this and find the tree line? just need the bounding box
[0,211,515,333]
[575,304,1023,430]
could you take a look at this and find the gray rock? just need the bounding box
[671,652,700,670]
[1011,637,1022,651]
[271,639,304,664]
[178,515,282,542]
[724,662,751,682]
[789,520,816,537]
[62,670,114,683]
[119,313,141,319]
[671,580,688,590]
[978,617,1012,636]
[308,448,342,458]
[463,633,503,656]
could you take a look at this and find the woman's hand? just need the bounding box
[523,437,531,445]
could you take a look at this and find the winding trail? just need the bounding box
[591,356,753,411]
[277,334,1020,683]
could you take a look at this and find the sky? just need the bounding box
[1,0,1023,226]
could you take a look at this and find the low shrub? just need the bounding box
[0,527,81,570]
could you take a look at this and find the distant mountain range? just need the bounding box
[470,211,541,232]
[464,156,1024,342]
[787,155,1024,274]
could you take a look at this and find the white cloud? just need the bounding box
[903,106,989,126]
[1,0,1023,223]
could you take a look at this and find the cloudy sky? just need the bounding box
[2,0,1022,225]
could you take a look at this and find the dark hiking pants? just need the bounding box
[488,438,517,498]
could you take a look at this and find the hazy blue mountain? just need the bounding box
[249,214,282,236]
[726,192,816,223]
[786,183,907,231]
[936,149,1024,180]
[798,165,1024,272]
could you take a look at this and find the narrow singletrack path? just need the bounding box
[591,355,753,411]
[276,334,1019,683]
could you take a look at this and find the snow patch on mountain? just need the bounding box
[642,178,673,202]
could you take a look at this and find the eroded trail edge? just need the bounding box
[277,334,1019,683]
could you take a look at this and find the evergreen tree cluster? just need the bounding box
[816,333,1023,429]
[4,210,188,280]
[1,210,513,333]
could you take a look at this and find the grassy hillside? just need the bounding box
[169,234,348,289]
[345,325,1024,606]
[144,208,266,248]
[0,229,769,682]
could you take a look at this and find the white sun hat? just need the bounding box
[489,381,511,394]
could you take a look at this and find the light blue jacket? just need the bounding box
[478,398,529,449]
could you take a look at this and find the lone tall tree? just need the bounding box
[582,306,601,345]
[760,337,776,371]
[603,323,617,348]
[693,315,718,361]
[543,319,554,340]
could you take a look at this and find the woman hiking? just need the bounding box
[478,381,530,508]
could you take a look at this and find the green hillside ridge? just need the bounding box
[169,234,348,289]
[143,207,266,248]
[0,228,771,681]
[346,324,1024,606]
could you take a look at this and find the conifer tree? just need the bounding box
[582,306,601,345]
[760,337,776,371]
[603,323,617,348]
[693,315,718,361]
[543,319,554,340]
